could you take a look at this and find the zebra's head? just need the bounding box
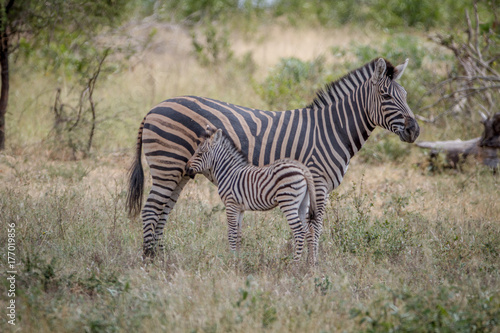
[369,58,420,143]
[185,127,221,177]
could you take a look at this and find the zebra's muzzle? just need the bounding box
[185,162,196,178]
[397,117,420,143]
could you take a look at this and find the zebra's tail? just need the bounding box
[303,168,317,221]
[297,163,318,221]
[127,116,146,218]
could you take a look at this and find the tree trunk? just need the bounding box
[0,31,8,151]
[415,112,500,170]
[0,4,10,151]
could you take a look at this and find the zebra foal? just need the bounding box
[185,127,318,262]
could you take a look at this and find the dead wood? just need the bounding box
[416,112,500,170]
[421,2,499,122]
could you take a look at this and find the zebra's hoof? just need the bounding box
[143,247,157,259]
[143,243,165,260]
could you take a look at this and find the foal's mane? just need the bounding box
[202,127,248,166]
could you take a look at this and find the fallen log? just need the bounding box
[416,113,500,170]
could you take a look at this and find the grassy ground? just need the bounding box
[1,21,499,332]
[1,150,498,332]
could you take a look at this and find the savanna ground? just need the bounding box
[1,4,500,332]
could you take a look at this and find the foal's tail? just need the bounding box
[286,159,317,221]
[303,169,317,221]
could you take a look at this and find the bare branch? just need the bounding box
[474,1,481,61]
[465,9,472,46]
[68,87,88,132]
[53,88,61,119]
[419,85,500,116]
[86,50,109,153]
[423,6,499,121]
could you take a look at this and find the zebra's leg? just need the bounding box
[305,222,316,265]
[236,210,244,252]
[225,204,243,252]
[141,173,183,257]
[307,186,328,265]
[154,176,191,249]
[297,192,315,265]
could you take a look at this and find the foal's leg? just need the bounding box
[225,204,244,252]
[277,190,307,261]
[236,211,244,252]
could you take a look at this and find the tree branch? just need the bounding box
[5,0,15,13]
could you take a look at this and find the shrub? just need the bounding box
[191,20,234,67]
[327,181,418,261]
[350,285,500,332]
[255,56,330,110]
[357,132,412,164]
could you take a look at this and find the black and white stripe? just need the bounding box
[186,127,318,262]
[127,57,420,260]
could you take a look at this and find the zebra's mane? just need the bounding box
[308,58,395,109]
[215,133,249,166]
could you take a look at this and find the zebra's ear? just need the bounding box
[371,58,387,85]
[212,128,223,144]
[205,125,216,137]
[393,58,409,81]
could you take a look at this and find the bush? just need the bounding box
[255,56,330,110]
[191,20,233,67]
[327,181,417,261]
[369,0,443,29]
[357,132,412,164]
[350,285,500,332]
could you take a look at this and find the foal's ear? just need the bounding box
[212,128,223,144]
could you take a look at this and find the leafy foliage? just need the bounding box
[255,56,330,110]
[191,20,234,67]
[140,0,240,24]
[13,0,130,70]
[357,132,412,164]
[350,285,500,332]
[327,181,417,261]
[2,2,500,332]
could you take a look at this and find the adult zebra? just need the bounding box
[127,57,420,259]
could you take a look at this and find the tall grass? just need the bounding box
[1,151,498,331]
[1,15,499,332]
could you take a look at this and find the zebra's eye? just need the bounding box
[382,93,392,100]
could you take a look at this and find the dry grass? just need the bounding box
[231,24,378,76]
[1,20,499,332]
[1,147,498,332]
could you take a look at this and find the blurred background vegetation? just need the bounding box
[3,0,498,160]
[1,2,499,332]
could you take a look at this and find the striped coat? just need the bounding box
[127,58,420,259]
[186,127,318,262]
